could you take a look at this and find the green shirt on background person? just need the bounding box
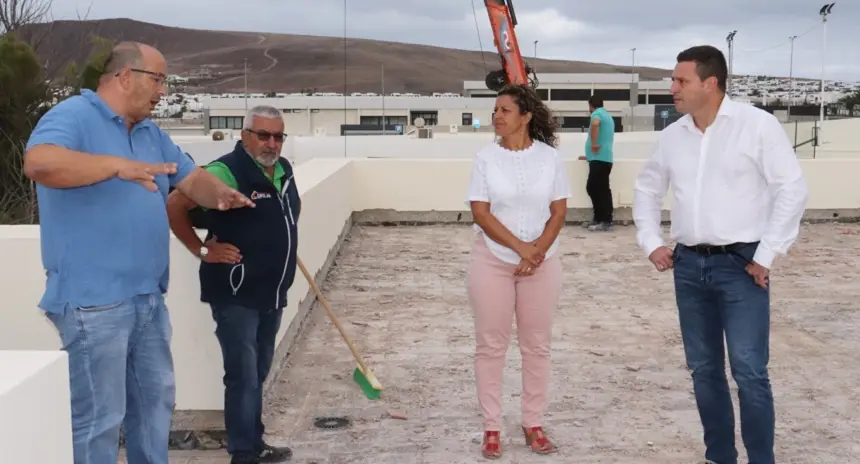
[205,159,285,191]
[584,107,615,163]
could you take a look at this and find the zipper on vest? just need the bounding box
[283,174,296,225]
[274,175,295,308]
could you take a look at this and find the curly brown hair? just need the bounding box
[496,84,558,147]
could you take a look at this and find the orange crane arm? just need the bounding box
[483,0,537,91]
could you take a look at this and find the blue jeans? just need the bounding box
[673,243,774,464]
[46,293,175,464]
[210,303,283,461]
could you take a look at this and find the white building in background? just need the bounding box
[196,73,674,137]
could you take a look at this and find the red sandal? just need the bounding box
[522,426,557,454]
[481,430,502,459]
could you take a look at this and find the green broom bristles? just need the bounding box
[353,366,382,400]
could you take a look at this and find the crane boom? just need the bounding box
[483,0,537,91]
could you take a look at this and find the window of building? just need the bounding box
[462,113,473,126]
[592,89,631,101]
[549,89,592,101]
[410,111,438,126]
[536,88,549,100]
[647,94,674,104]
[209,116,243,130]
[359,116,409,126]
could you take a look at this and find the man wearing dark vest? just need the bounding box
[167,105,299,464]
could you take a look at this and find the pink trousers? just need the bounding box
[466,236,563,431]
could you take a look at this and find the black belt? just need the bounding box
[680,242,758,256]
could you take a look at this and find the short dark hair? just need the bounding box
[588,95,603,108]
[676,45,727,92]
[101,41,144,76]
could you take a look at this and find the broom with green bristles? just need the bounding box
[296,257,384,400]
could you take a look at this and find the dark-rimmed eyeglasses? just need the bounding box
[245,129,286,143]
[129,68,167,85]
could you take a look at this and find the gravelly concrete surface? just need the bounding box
[123,222,860,463]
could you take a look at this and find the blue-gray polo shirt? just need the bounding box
[25,89,196,314]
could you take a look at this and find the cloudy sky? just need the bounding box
[49,0,860,81]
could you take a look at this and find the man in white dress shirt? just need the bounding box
[632,45,808,464]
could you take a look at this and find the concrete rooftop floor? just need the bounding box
[123,222,860,463]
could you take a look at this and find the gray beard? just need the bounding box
[254,155,278,167]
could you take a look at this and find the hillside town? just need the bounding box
[152,73,860,121]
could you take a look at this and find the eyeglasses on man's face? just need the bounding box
[129,68,167,86]
[246,129,286,143]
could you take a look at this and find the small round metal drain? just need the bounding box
[313,416,350,429]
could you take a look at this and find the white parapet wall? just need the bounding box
[1,155,860,413]
[174,118,860,167]
[0,350,72,464]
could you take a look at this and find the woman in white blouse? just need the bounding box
[465,84,571,459]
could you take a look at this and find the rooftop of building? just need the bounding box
[120,221,860,463]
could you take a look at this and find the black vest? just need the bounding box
[199,142,301,310]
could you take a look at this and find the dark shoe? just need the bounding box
[587,222,613,232]
[258,443,293,462]
[230,456,259,464]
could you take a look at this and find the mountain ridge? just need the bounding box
[17,18,675,94]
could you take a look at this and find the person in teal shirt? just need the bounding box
[580,96,616,231]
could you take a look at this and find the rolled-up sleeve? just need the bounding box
[551,154,572,201]
[466,152,489,204]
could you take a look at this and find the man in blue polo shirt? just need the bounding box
[579,95,616,231]
[24,41,253,464]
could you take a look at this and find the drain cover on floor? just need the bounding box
[314,417,351,429]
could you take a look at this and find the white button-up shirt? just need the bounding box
[632,97,809,269]
[466,140,572,265]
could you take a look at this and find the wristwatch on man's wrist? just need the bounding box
[198,246,209,259]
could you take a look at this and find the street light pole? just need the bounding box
[725,30,737,95]
[630,47,636,131]
[818,2,835,143]
[788,35,797,121]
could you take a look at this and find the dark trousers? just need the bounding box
[586,160,613,223]
[672,242,774,464]
[211,303,284,461]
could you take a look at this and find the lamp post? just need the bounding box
[787,35,797,121]
[725,30,737,95]
[818,2,835,145]
[630,47,636,131]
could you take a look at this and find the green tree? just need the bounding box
[0,32,49,223]
[837,89,860,117]
[0,33,114,223]
[59,35,114,97]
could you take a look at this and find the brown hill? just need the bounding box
[17,18,673,94]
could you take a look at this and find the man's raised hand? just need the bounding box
[116,159,177,191]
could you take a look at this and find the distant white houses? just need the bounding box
[193,73,674,136]
[159,72,859,137]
